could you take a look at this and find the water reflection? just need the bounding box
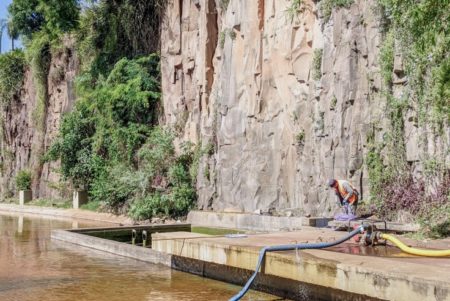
[18,215,23,234]
[0,213,281,301]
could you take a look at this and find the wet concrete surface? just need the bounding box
[325,244,411,257]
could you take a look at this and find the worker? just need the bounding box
[327,179,359,215]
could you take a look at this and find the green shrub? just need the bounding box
[320,0,354,23]
[219,0,230,11]
[44,101,97,188]
[129,184,196,221]
[285,0,303,23]
[312,48,323,81]
[378,0,450,129]
[138,126,175,175]
[171,183,196,215]
[296,130,305,145]
[90,164,138,212]
[417,202,450,239]
[76,0,167,77]
[46,55,198,219]
[129,193,166,220]
[330,96,337,110]
[46,55,161,189]
[80,200,102,212]
[0,50,26,105]
[32,0,199,221]
[379,30,394,86]
[219,30,226,49]
[15,170,31,190]
[169,163,191,186]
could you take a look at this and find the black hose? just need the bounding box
[229,226,365,301]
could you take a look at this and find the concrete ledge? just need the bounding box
[51,226,184,266]
[187,210,332,231]
[0,203,131,225]
[169,255,381,301]
[153,230,450,301]
[72,224,191,244]
[328,219,420,232]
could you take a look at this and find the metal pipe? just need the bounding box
[131,229,137,245]
[142,230,148,248]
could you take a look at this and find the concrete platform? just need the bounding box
[51,223,192,265]
[152,228,450,301]
[187,210,332,231]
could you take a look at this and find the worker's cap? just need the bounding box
[327,179,337,187]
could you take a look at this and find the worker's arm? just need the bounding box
[334,190,343,205]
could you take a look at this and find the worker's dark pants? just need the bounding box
[348,197,358,215]
[340,197,358,215]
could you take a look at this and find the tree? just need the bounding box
[7,19,19,50]
[38,0,80,36]
[7,0,44,39]
[0,19,7,53]
[8,0,80,40]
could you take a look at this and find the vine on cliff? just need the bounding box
[8,0,80,132]
[312,48,323,81]
[379,0,450,131]
[25,32,51,131]
[0,50,26,105]
[366,1,450,236]
[320,0,354,23]
[76,0,167,80]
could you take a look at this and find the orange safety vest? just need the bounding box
[336,180,358,204]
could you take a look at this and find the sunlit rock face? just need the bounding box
[160,0,397,216]
[3,0,446,212]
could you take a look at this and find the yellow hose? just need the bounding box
[380,233,450,257]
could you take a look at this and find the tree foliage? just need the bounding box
[8,0,80,40]
[46,54,197,219]
[47,55,160,186]
[8,0,197,220]
[0,49,26,104]
[76,0,167,78]
[15,170,32,190]
[366,1,450,235]
[379,0,450,128]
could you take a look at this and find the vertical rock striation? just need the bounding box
[161,0,389,216]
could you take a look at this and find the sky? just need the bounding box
[0,0,22,53]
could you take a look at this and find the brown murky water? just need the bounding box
[0,213,281,301]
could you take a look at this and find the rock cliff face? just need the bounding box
[0,40,78,200]
[160,0,449,216]
[1,0,447,213]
